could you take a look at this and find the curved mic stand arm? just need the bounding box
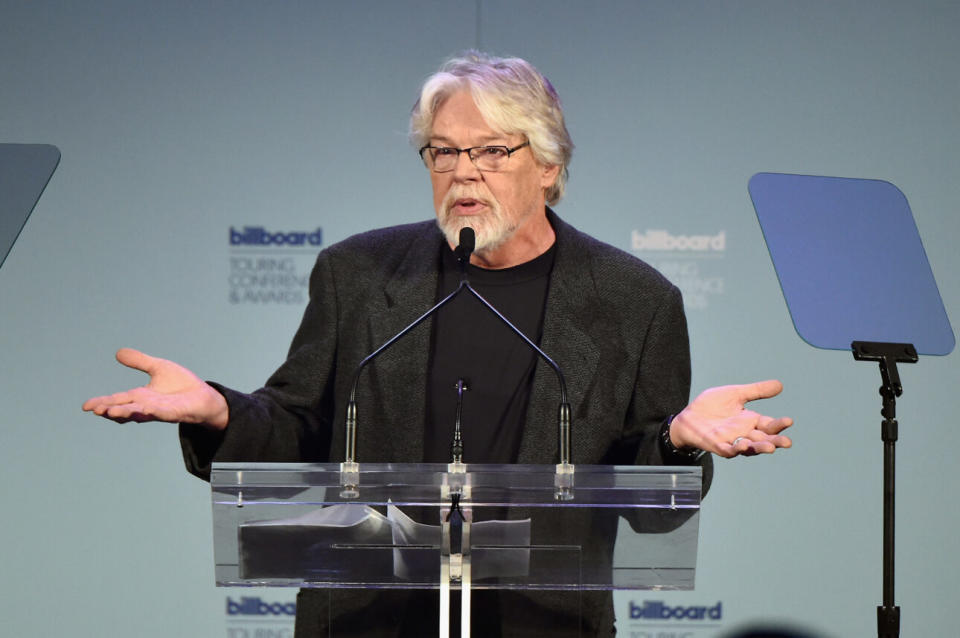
[343,280,574,464]
[460,283,572,457]
[343,282,469,467]
[341,227,574,499]
[459,283,575,500]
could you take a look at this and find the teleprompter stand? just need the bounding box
[851,341,917,638]
[750,173,954,638]
[210,461,702,637]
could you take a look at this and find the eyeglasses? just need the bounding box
[418,141,530,172]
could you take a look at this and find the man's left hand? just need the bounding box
[670,380,793,458]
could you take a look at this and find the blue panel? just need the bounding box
[0,144,60,269]
[749,172,954,356]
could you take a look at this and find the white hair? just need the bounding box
[410,51,574,206]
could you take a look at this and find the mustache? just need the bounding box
[441,186,495,212]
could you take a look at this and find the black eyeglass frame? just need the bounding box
[417,141,531,172]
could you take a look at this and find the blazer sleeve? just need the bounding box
[630,284,713,491]
[179,250,341,481]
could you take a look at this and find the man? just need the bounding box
[84,52,792,636]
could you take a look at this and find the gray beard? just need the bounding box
[437,216,515,256]
[436,191,516,255]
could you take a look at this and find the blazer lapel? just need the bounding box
[363,226,442,463]
[518,219,600,464]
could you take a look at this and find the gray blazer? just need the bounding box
[181,210,713,636]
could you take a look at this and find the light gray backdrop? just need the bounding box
[2,2,957,636]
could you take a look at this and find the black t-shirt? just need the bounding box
[423,242,556,464]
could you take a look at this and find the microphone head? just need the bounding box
[458,227,476,257]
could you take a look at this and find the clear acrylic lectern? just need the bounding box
[211,462,702,636]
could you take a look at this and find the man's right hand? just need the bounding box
[82,348,229,430]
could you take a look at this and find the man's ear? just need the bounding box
[540,163,561,189]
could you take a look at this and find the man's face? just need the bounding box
[428,90,559,260]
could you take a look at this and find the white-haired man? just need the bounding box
[85,51,792,636]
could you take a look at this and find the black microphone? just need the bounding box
[451,377,468,464]
[454,227,475,277]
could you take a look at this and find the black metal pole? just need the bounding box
[878,389,900,638]
[851,341,916,638]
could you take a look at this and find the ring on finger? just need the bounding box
[731,436,746,447]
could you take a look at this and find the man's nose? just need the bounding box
[452,150,481,181]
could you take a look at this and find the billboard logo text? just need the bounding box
[227,596,296,616]
[629,600,722,621]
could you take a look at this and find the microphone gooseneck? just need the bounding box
[343,225,573,477]
[343,227,481,467]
